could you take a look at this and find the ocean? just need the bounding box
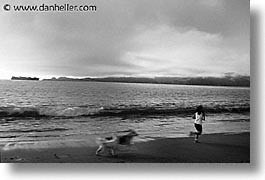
[0,80,250,148]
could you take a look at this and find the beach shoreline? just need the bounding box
[0,132,250,163]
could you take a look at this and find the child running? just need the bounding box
[190,105,205,143]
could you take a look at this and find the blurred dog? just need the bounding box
[96,129,138,156]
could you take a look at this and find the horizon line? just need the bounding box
[2,74,250,81]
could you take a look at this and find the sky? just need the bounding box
[0,0,249,79]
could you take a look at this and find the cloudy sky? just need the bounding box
[0,0,249,79]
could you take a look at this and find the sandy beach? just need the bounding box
[0,132,249,163]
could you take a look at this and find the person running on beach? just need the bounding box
[190,105,205,143]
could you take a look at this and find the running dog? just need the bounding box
[95,129,138,156]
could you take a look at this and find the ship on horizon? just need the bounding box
[11,76,39,81]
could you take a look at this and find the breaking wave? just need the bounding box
[0,104,250,119]
[0,127,69,133]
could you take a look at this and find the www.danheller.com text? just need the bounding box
[2,3,97,12]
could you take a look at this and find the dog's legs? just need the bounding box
[96,145,103,156]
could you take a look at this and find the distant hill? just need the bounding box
[43,75,250,87]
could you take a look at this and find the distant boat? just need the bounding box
[11,76,39,81]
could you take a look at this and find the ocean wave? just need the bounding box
[0,107,46,119]
[0,105,250,119]
[91,106,250,117]
[0,127,69,133]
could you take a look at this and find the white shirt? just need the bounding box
[194,112,205,125]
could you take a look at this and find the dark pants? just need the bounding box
[194,123,202,134]
[194,123,202,139]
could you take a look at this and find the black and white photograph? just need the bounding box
[0,0,250,163]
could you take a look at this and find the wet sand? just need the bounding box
[0,132,250,163]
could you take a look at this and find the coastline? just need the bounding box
[0,132,250,163]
